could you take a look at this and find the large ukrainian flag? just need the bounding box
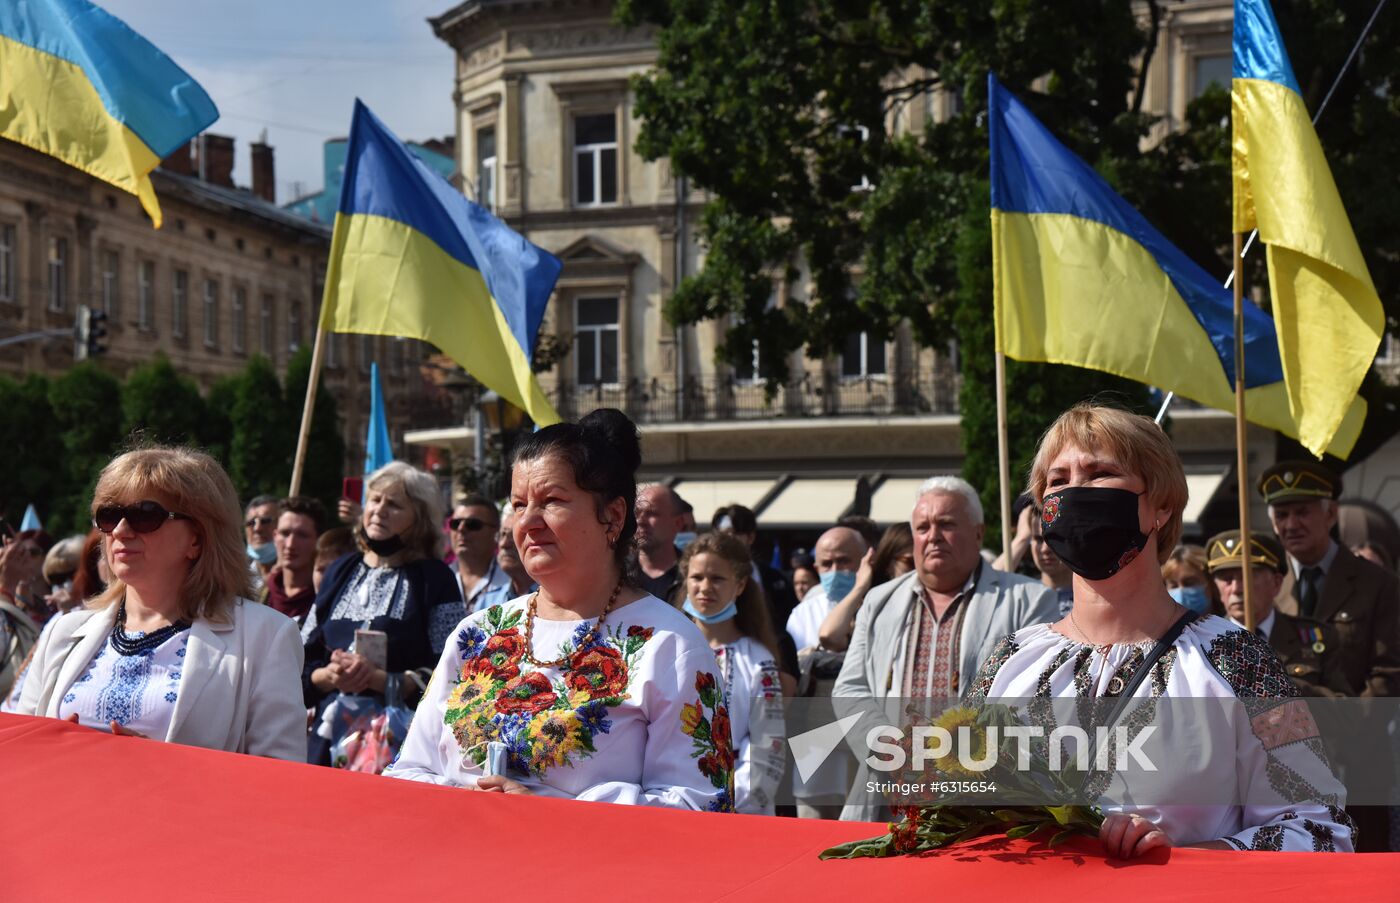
[989,74,1365,458]
[0,0,218,229]
[1232,0,1383,457]
[321,101,562,426]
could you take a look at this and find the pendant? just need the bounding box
[1312,641,1326,654]
[1107,675,1125,696]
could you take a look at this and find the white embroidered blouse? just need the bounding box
[966,614,1355,852]
[55,629,191,739]
[386,595,735,811]
[713,636,786,815]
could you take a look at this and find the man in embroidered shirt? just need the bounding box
[833,476,1058,821]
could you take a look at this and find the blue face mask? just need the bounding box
[1168,585,1211,614]
[674,531,698,551]
[247,542,277,566]
[683,598,738,624]
[820,569,857,601]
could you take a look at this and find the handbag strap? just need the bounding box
[1077,609,1196,795]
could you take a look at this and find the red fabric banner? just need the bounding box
[1,713,1396,900]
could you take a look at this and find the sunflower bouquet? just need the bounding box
[819,703,1104,859]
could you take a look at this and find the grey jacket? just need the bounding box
[832,566,1059,821]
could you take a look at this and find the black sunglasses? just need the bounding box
[449,516,496,533]
[245,515,275,528]
[93,501,191,534]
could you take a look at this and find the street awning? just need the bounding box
[1182,470,1229,526]
[868,477,929,525]
[757,478,857,527]
[670,478,776,521]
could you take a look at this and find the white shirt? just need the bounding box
[713,636,785,815]
[387,595,735,811]
[966,616,1353,851]
[56,629,191,739]
[786,585,835,652]
[1230,609,1276,640]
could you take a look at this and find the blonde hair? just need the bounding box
[1027,403,1187,565]
[355,461,445,562]
[88,447,251,622]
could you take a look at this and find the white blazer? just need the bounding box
[18,598,306,762]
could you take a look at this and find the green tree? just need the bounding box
[202,374,240,466]
[121,353,208,447]
[47,363,124,534]
[0,374,62,530]
[229,355,291,501]
[619,0,1400,535]
[284,345,346,511]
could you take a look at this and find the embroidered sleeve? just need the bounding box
[1205,629,1354,852]
[382,616,478,786]
[964,634,1019,705]
[733,657,786,815]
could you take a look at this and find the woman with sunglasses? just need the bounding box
[13,447,306,760]
[301,461,462,767]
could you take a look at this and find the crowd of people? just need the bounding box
[1,402,1397,855]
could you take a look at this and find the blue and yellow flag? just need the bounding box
[321,101,562,426]
[1232,0,1382,457]
[0,0,218,228]
[988,73,1364,457]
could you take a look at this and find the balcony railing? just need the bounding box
[551,371,961,425]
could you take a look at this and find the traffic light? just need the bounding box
[74,305,108,361]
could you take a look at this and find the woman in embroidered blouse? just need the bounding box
[15,447,305,760]
[678,531,785,814]
[965,404,1353,855]
[387,409,735,810]
[302,461,461,765]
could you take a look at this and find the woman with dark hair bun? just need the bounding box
[388,409,735,811]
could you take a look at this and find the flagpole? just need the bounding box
[289,316,329,497]
[1232,231,1254,633]
[995,350,1013,565]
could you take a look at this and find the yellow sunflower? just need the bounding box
[927,705,987,779]
[525,708,585,773]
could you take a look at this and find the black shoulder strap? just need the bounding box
[1102,609,1196,729]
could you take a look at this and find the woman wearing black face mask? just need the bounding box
[965,404,1352,857]
[302,461,462,766]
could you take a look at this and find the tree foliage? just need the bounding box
[0,375,64,531]
[229,355,292,499]
[45,364,125,534]
[284,345,346,512]
[619,0,1400,533]
[121,353,209,447]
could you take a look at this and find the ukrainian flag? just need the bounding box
[988,74,1365,458]
[0,0,218,229]
[321,101,562,427]
[1232,0,1383,457]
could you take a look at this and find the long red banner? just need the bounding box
[0,713,1395,900]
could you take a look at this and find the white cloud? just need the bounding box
[100,0,455,204]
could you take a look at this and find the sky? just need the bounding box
[101,0,457,205]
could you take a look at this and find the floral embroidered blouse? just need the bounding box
[713,636,785,815]
[966,614,1355,852]
[386,594,735,811]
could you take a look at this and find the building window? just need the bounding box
[359,334,373,372]
[101,249,120,318]
[288,300,302,351]
[838,124,874,192]
[1377,332,1399,367]
[47,236,68,312]
[172,268,188,338]
[0,224,16,302]
[394,337,408,373]
[574,296,619,386]
[260,294,274,358]
[138,260,154,330]
[476,127,497,212]
[573,113,618,207]
[231,285,247,353]
[326,332,340,369]
[841,331,887,378]
[203,278,219,348]
[734,290,778,383]
[1193,54,1232,98]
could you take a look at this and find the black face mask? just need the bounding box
[364,533,406,558]
[1040,487,1154,581]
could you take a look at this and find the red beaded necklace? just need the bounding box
[523,580,623,668]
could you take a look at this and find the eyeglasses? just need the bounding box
[93,501,191,534]
[449,517,497,533]
[245,516,275,529]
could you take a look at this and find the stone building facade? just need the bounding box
[0,134,441,483]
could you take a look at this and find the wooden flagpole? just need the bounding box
[995,350,1013,564]
[288,316,329,497]
[1233,232,1254,633]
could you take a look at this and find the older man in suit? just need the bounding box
[1260,461,1400,851]
[833,475,1059,821]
